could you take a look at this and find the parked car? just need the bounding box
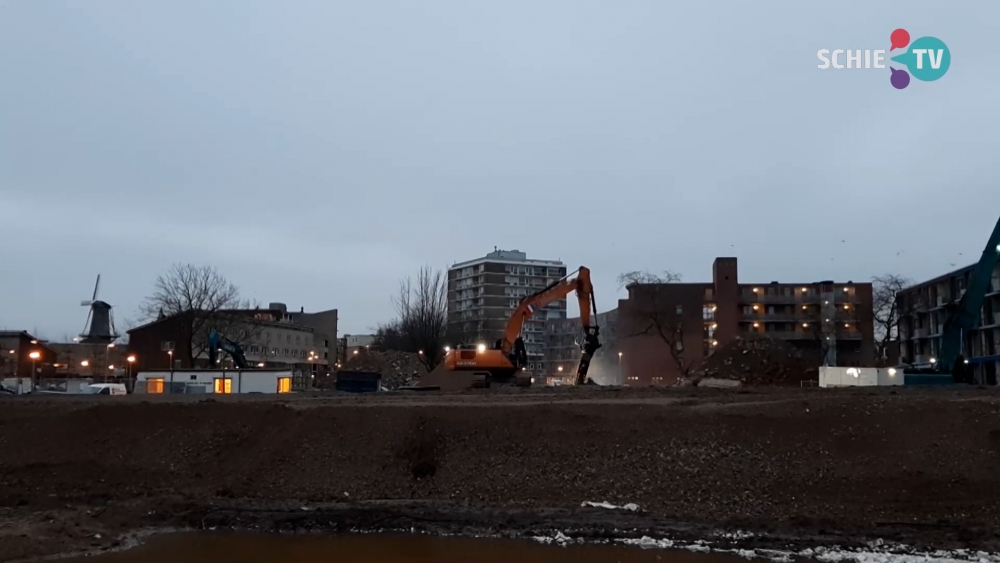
[82,383,127,395]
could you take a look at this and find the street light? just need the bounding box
[618,351,623,385]
[29,351,40,389]
[127,355,136,382]
[81,360,89,367]
[444,346,450,353]
[167,350,173,368]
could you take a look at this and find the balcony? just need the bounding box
[739,293,819,304]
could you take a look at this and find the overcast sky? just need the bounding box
[1,1,998,340]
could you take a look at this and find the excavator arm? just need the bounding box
[208,330,249,369]
[501,267,602,384]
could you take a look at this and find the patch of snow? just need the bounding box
[580,500,641,512]
[717,530,756,540]
[532,531,1000,563]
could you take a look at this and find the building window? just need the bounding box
[147,378,165,394]
[277,377,292,393]
[214,378,233,394]
[703,305,715,320]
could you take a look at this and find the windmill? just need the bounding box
[79,275,120,344]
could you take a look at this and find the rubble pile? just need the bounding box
[340,350,427,390]
[694,337,817,386]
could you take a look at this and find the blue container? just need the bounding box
[335,371,381,393]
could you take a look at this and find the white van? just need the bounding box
[83,383,128,395]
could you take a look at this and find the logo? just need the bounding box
[887,28,950,89]
[816,28,950,90]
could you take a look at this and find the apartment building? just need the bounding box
[447,249,568,378]
[340,334,376,363]
[617,257,875,386]
[897,263,1000,384]
[127,303,336,374]
[545,308,619,385]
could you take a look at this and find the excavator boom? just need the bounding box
[428,266,602,388]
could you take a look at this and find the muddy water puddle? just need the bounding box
[62,532,748,563]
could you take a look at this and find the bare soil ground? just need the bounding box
[3,386,1000,561]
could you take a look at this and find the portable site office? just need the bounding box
[134,369,296,394]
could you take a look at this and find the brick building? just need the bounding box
[616,258,875,386]
[127,303,336,374]
[896,263,1000,384]
[447,249,568,378]
[0,331,57,381]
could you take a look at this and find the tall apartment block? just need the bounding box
[616,257,875,386]
[897,263,1000,384]
[447,249,568,378]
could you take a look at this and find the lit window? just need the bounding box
[147,378,164,394]
[214,378,233,394]
[277,377,292,393]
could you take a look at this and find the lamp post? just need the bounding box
[167,350,173,368]
[29,351,40,393]
[127,355,136,390]
[618,352,623,385]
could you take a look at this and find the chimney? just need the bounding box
[300,306,304,313]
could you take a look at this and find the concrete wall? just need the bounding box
[819,366,902,387]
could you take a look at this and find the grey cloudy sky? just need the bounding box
[1,0,998,339]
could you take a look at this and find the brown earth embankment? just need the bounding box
[2,387,1000,561]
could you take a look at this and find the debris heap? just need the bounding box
[693,337,817,386]
[340,350,427,390]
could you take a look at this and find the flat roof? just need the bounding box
[136,368,292,373]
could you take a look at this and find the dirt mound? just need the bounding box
[694,337,816,386]
[5,389,1000,560]
[340,349,427,389]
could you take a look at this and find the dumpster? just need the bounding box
[335,370,381,393]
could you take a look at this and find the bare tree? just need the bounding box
[139,264,259,366]
[871,273,912,361]
[376,266,449,371]
[617,270,694,377]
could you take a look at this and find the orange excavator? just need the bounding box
[432,267,602,388]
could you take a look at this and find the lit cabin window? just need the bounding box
[277,377,292,393]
